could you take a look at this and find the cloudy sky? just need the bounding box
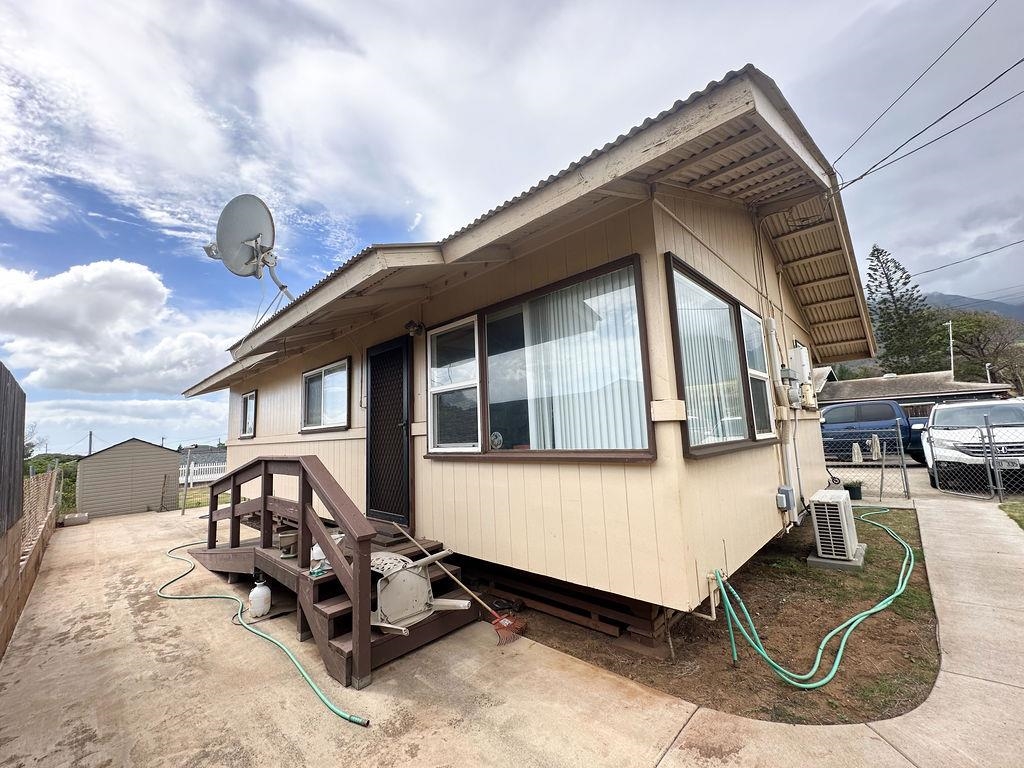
[1,0,1022,454]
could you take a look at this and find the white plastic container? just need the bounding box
[249,580,271,618]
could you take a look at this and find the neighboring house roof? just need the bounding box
[818,371,1013,404]
[812,366,836,393]
[78,437,179,463]
[186,65,875,397]
[181,447,226,467]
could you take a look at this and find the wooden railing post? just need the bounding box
[260,461,273,549]
[207,487,218,550]
[229,480,241,548]
[298,468,312,569]
[351,537,373,689]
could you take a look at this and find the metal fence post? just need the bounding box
[984,413,1005,503]
[894,423,910,499]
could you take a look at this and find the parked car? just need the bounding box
[922,399,1024,489]
[820,399,927,465]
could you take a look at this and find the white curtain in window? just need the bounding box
[673,271,748,446]
[524,267,647,450]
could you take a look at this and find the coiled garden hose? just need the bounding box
[715,508,913,690]
[157,541,370,727]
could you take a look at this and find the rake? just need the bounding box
[391,522,526,645]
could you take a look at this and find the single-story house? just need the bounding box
[818,370,1013,418]
[186,64,874,616]
[76,438,180,518]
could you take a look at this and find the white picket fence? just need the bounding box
[179,460,227,486]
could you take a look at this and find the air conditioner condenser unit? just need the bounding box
[807,489,866,570]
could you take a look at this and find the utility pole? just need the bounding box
[88,430,93,456]
[943,321,954,379]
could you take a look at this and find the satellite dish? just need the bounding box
[204,194,294,300]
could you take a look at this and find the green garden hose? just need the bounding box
[715,508,913,690]
[156,541,370,727]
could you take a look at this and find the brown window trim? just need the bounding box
[665,252,774,459]
[424,254,657,462]
[300,355,352,432]
[240,389,257,439]
[424,450,656,464]
[297,425,351,436]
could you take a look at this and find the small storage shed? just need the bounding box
[76,439,179,518]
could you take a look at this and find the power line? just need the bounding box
[834,0,1000,164]
[846,87,1024,184]
[54,434,89,454]
[910,238,1024,277]
[840,53,1024,189]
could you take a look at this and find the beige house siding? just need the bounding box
[225,199,829,612]
[77,440,179,518]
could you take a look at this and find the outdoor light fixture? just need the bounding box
[404,320,425,337]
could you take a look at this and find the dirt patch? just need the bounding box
[514,507,939,725]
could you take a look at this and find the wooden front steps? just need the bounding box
[189,515,479,688]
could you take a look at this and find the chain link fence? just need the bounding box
[823,426,910,500]
[928,420,1024,501]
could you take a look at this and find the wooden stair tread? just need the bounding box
[312,563,461,620]
[328,588,479,659]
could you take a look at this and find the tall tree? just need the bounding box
[948,310,1024,383]
[865,245,946,373]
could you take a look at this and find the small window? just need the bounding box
[741,309,774,438]
[858,402,897,422]
[428,318,480,451]
[302,359,350,430]
[823,405,858,424]
[240,390,256,438]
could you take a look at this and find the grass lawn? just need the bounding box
[517,506,938,725]
[1000,501,1024,531]
[178,486,232,510]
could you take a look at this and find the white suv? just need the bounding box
[923,399,1024,489]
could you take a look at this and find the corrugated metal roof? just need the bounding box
[441,64,760,242]
[818,371,1012,403]
[241,65,762,340]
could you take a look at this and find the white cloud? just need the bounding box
[1,0,1021,296]
[27,394,229,454]
[0,259,248,394]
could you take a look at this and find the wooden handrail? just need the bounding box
[206,454,376,687]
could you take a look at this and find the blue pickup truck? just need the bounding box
[820,399,927,465]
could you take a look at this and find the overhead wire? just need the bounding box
[910,238,1024,277]
[851,53,1024,180]
[843,87,1024,186]
[834,0,1000,164]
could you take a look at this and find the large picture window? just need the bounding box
[668,257,775,452]
[302,358,350,430]
[485,266,647,451]
[426,259,652,457]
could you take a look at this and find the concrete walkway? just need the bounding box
[0,492,1022,767]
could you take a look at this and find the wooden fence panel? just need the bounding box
[0,363,26,535]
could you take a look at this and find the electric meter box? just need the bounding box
[787,346,812,385]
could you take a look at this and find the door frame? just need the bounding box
[365,335,414,533]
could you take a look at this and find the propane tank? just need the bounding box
[249,579,271,618]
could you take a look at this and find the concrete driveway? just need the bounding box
[1,490,1023,767]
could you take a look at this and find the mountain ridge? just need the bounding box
[925,292,1024,322]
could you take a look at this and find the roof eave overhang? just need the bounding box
[183,352,280,397]
[227,244,444,361]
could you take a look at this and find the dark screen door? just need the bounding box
[366,336,411,526]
